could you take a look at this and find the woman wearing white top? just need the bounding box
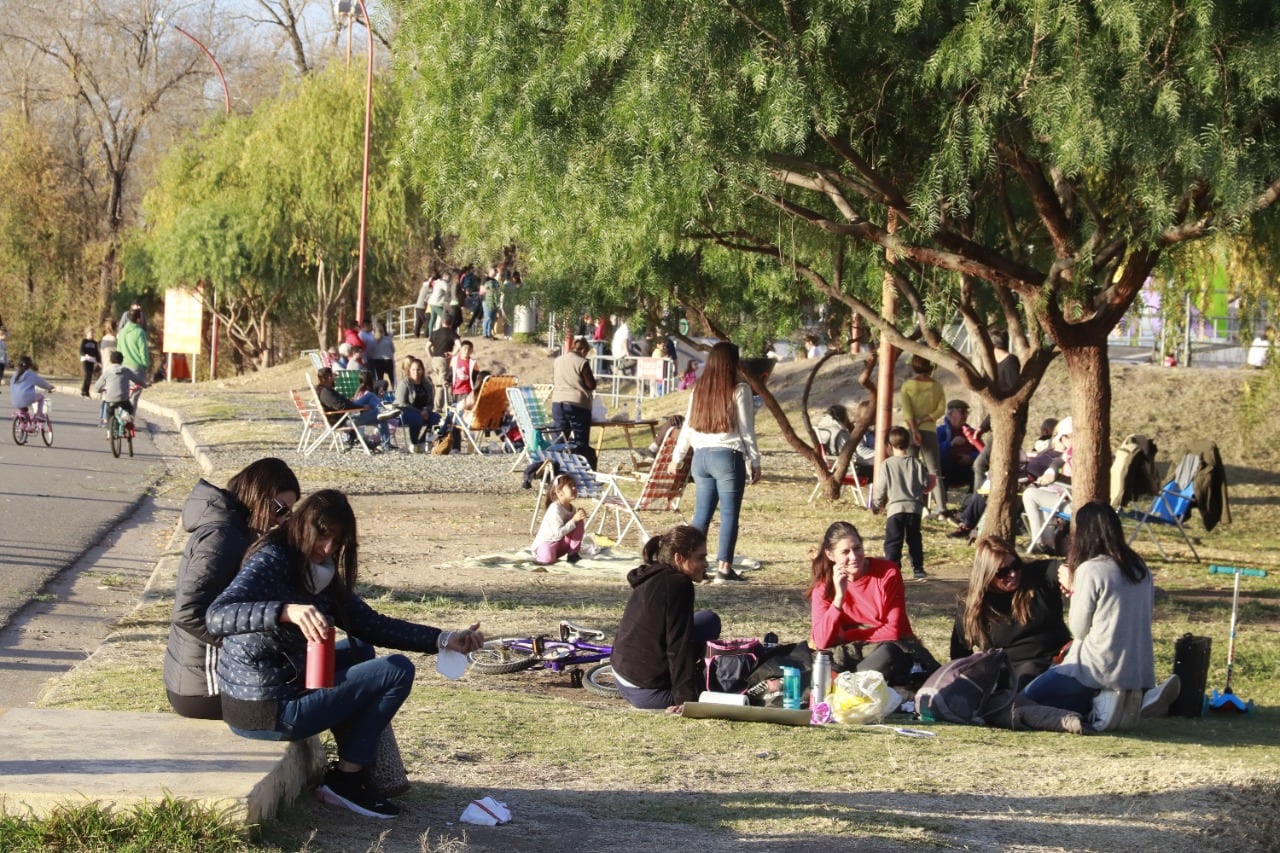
[669,342,760,583]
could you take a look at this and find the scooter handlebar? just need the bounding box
[1208,565,1268,578]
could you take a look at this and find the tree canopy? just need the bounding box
[394,0,1280,521]
[143,64,423,365]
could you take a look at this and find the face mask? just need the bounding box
[307,559,336,594]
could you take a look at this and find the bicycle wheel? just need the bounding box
[39,416,53,447]
[583,662,621,697]
[468,638,542,674]
[126,423,134,457]
[109,418,122,458]
[13,417,27,446]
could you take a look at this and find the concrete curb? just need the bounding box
[4,388,322,826]
[137,397,216,476]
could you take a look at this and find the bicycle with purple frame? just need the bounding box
[467,619,618,697]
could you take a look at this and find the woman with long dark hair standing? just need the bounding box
[1019,501,1161,731]
[207,490,484,818]
[79,325,101,397]
[669,342,760,583]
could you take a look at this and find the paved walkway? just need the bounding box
[0,395,317,824]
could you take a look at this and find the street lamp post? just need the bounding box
[157,18,231,116]
[158,17,231,381]
[335,1,375,326]
[353,0,374,326]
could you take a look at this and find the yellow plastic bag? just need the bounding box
[828,670,897,725]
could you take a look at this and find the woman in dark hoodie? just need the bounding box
[610,525,721,712]
[164,458,301,719]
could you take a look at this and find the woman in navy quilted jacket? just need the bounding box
[206,489,484,818]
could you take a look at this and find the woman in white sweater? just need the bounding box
[669,342,760,584]
[1020,500,1157,731]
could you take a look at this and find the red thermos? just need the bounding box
[306,626,335,689]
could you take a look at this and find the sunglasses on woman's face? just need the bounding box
[272,498,293,520]
[996,559,1022,579]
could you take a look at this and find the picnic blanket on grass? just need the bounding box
[441,547,640,577]
[439,550,763,578]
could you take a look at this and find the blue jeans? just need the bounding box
[1021,666,1095,715]
[231,648,415,768]
[616,610,721,710]
[352,408,392,448]
[691,448,746,565]
[397,407,440,445]
[482,305,496,337]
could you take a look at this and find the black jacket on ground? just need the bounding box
[163,480,255,715]
[611,563,701,704]
[949,560,1071,691]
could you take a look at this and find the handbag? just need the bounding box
[370,724,410,797]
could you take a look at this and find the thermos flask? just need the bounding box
[812,650,833,706]
[306,626,335,689]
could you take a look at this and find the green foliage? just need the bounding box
[142,66,426,360]
[0,115,96,361]
[0,797,247,852]
[394,0,1280,507]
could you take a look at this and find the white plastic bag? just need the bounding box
[827,670,900,725]
[460,796,511,826]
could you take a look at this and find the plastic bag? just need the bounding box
[827,670,898,725]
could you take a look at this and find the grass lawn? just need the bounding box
[22,348,1280,852]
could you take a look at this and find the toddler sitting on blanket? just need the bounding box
[531,474,588,565]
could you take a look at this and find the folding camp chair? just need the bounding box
[1024,484,1072,554]
[306,374,372,456]
[530,450,650,549]
[333,369,362,398]
[1122,452,1202,562]
[807,446,870,508]
[506,384,568,472]
[453,374,518,454]
[632,427,692,515]
[290,389,324,454]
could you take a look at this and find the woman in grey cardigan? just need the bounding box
[1019,501,1157,731]
[164,458,301,719]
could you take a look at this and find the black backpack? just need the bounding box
[915,648,1014,725]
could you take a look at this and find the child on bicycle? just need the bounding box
[531,474,588,565]
[94,351,147,424]
[10,355,54,417]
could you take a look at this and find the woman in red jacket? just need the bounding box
[808,521,937,684]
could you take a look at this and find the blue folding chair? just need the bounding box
[1121,453,1201,562]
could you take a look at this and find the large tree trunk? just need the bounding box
[980,401,1029,541]
[1061,342,1111,509]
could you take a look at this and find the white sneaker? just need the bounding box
[1090,688,1142,732]
[1140,675,1181,718]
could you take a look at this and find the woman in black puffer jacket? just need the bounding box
[163,458,301,719]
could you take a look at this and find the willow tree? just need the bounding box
[144,65,423,366]
[395,0,1280,535]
